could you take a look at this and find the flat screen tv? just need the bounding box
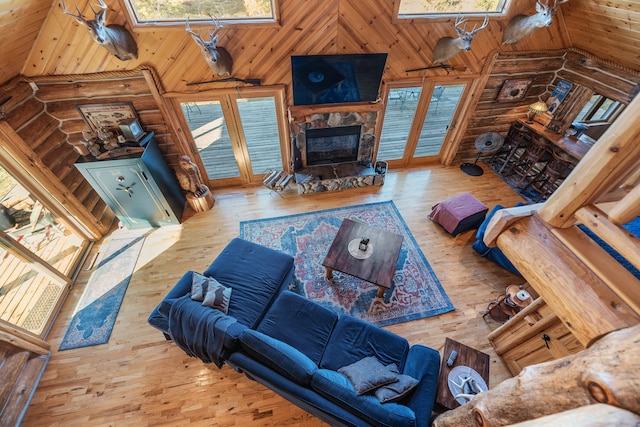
[291,53,388,106]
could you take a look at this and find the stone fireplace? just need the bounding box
[289,107,386,193]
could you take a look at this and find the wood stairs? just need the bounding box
[0,320,50,427]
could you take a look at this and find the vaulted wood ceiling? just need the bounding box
[0,0,639,91]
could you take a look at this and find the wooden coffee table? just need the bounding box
[435,338,490,411]
[322,219,403,298]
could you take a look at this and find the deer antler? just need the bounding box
[185,16,207,45]
[552,0,569,10]
[207,14,223,38]
[187,15,223,46]
[89,0,107,24]
[470,15,489,35]
[454,15,468,34]
[59,0,85,21]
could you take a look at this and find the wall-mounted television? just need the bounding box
[291,53,388,106]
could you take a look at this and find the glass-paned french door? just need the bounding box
[180,88,289,186]
[0,165,87,336]
[378,82,467,166]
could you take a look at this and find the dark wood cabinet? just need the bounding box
[75,133,186,229]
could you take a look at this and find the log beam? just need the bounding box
[496,214,639,346]
[508,404,640,427]
[538,94,640,228]
[432,325,640,427]
[482,203,542,247]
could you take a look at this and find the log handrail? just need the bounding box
[537,95,640,228]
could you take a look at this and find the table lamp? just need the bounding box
[527,100,548,123]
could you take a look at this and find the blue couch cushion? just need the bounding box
[256,291,338,365]
[337,356,399,395]
[203,238,295,329]
[472,204,522,275]
[402,345,441,427]
[320,315,409,371]
[239,329,318,386]
[311,368,416,427]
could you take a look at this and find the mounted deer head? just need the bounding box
[186,16,233,77]
[502,0,569,45]
[60,0,138,61]
[433,15,489,64]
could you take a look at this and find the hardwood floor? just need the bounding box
[21,165,527,426]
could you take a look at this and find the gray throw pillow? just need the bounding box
[202,277,232,314]
[190,272,208,301]
[375,373,419,403]
[337,356,399,395]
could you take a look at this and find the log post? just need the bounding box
[432,324,640,427]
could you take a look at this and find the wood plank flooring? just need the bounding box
[21,165,527,426]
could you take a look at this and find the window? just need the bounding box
[398,0,510,17]
[125,0,275,24]
[576,95,622,123]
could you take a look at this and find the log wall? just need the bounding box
[0,79,112,237]
[0,69,184,239]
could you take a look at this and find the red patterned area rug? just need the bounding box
[240,201,454,327]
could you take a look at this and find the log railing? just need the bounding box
[483,93,640,347]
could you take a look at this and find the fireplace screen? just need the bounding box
[306,125,361,166]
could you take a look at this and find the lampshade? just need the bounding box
[528,101,549,114]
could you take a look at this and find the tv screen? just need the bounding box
[291,53,387,106]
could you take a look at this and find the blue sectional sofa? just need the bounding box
[228,291,441,427]
[148,238,441,426]
[147,237,296,365]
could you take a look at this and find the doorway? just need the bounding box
[377,82,468,166]
[179,87,290,186]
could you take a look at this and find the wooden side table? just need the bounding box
[435,338,490,411]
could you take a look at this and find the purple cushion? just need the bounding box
[429,192,488,236]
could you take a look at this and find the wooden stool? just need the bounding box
[496,128,530,174]
[508,137,552,189]
[529,149,576,202]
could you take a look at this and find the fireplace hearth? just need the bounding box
[306,125,361,166]
[289,107,386,194]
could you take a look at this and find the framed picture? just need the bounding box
[76,102,138,132]
[496,79,533,103]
